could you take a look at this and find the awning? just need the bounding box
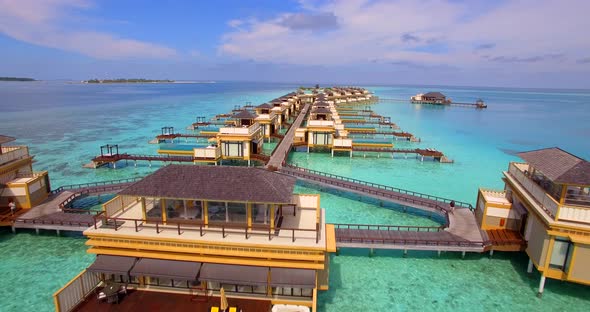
[199,264,268,286]
[87,255,137,275]
[270,268,316,288]
[130,258,201,281]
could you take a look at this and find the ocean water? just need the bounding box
[1,81,589,311]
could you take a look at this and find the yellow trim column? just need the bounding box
[543,236,555,271]
[270,204,275,231]
[24,182,32,209]
[247,202,252,229]
[203,201,209,226]
[161,198,167,224]
[141,197,147,220]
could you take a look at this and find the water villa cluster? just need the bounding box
[88,86,452,169]
[1,87,589,312]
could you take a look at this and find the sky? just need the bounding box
[1,0,589,88]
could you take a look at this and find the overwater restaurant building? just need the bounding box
[477,148,590,295]
[55,165,335,311]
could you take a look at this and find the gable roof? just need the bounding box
[517,147,590,185]
[119,165,296,203]
[423,92,446,99]
[0,135,16,145]
[232,110,256,119]
[256,103,273,109]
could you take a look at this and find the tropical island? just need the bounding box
[84,78,174,84]
[0,77,35,81]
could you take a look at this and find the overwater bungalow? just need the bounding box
[411,92,451,105]
[54,165,335,312]
[476,147,590,296]
[0,135,50,223]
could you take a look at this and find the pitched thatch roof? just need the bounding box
[0,135,16,145]
[119,165,296,203]
[517,147,590,185]
[232,110,256,119]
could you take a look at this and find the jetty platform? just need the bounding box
[380,98,487,109]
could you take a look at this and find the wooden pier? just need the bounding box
[266,102,311,169]
[350,147,453,162]
[6,178,140,233]
[88,153,195,168]
[380,98,487,109]
[278,165,485,252]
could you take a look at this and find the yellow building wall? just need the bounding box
[569,243,590,284]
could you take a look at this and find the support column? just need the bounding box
[203,201,209,226]
[183,200,188,220]
[161,198,167,224]
[247,203,252,229]
[527,259,534,273]
[141,197,147,221]
[270,204,275,231]
[537,275,546,298]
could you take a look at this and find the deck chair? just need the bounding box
[97,291,107,303]
[210,307,220,312]
[229,307,238,312]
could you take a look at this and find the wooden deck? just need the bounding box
[483,229,526,252]
[73,289,272,312]
[266,102,311,169]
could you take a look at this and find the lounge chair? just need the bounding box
[229,307,238,312]
[210,307,220,312]
[97,291,107,303]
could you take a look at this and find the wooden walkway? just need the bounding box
[279,165,485,252]
[9,179,137,232]
[380,98,487,109]
[350,147,452,162]
[266,101,311,168]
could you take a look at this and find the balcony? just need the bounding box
[507,162,590,224]
[194,146,221,160]
[307,120,334,127]
[219,123,261,136]
[0,146,30,166]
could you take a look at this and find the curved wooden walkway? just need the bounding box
[279,165,485,252]
[10,179,138,232]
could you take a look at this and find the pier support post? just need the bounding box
[350,151,352,158]
[35,228,39,235]
[331,149,334,158]
[369,248,374,257]
[149,161,152,168]
[527,259,534,273]
[134,161,137,167]
[56,230,61,236]
[403,249,408,258]
[461,251,466,258]
[437,250,441,257]
[336,248,340,256]
[11,226,16,234]
[537,275,546,298]
[489,249,494,258]
[113,162,117,169]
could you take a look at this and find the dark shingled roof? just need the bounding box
[0,135,16,145]
[423,92,446,99]
[517,147,590,185]
[119,165,296,203]
[311,107,332,114]
[232,110,256,119]
[256,103,273,109]
[313,101,329,107]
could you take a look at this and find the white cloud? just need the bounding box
[0,0,176,59]
[219,0,590,72]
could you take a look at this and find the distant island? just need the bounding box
[0,77,35,81]
[84,78,174,84]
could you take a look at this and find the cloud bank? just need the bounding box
[0,0,176,59]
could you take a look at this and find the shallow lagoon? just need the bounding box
[1,82,589,311]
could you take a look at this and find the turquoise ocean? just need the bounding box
[0,81,589,311]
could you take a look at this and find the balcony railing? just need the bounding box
[194,146,221,159]
[219,122,261,135]
[0,146,29,166]
[507,162,559,218]
[53,269,101,312]
[307,120,334,127]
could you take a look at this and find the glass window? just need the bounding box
[549,238,572,271]
[565,186,590,207]
[208,201,226,222]
[253,204,268,224]
[145,198,162,220]
[223,142,243,157]
[227,202,247,223]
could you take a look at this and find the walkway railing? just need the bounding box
[53,269,101,312]
[282,165,473,211]
[14,216,94,228]
[52,177,142,194]
[334,223,443,232]
[93,212,320,243]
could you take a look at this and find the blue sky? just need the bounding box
[1,0,589,88]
